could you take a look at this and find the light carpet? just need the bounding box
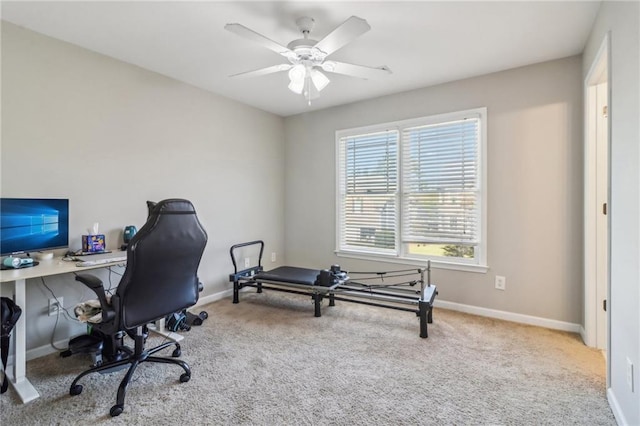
[1,292,615,425]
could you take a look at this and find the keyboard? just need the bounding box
[76,256,127,267]
[75,250,112,256]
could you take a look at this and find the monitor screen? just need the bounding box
[0,198,70,256]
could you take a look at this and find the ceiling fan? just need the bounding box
[225,16,391,104]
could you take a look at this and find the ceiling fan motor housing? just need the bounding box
[288,16,326,63]
[287,39,325,64]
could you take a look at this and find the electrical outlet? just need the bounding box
[48,297,63,316]
[495,276,506,291]
[244,257,250,268]
[627,357,634,392]
[271,252,276,262]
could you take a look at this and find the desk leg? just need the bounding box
[6,278,40,403]
[148,318,184,343]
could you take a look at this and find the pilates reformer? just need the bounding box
[229,241,438,338]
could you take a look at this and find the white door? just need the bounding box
[594,81,608,351]
[584,33,609,356]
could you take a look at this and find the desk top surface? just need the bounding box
[0,254,126,282]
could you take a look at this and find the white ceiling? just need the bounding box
[1,1,601,117]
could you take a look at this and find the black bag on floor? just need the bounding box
[1,297,22,394]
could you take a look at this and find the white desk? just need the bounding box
[0,255,181,404]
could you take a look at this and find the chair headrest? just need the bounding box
[148,199,196,215]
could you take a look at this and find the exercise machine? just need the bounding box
[229,241,438,338]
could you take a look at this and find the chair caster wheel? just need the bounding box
[180,373,190,383]
[172,348,181,357]
[69,384,83,396]
[110,404,124,417]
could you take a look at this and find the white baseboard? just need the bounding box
[21,288,234,362]
[16,338,70,363]
[607,387,629,425]
[32,339,71,360]
[579,326,589,345]
[434,299,581,333]
[194,288,233,307]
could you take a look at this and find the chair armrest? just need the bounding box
[75,274,116,322]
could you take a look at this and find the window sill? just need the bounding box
[335,250,489,274]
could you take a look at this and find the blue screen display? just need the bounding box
[0,198,69,255]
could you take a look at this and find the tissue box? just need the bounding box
[82,234,106,253]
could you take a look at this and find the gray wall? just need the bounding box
[284,56,584,325]
[583,2,640,424]
[1,22,286,351]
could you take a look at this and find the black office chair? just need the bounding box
[68,199,207,417]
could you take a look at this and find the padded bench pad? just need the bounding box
[254,266,321,286]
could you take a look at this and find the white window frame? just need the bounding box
[335,108,488,273]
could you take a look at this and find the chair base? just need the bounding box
[69,333,190,417]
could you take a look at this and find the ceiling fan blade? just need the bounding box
[313,16,371,57]
[225,23,296,60]
[322,61,391,79]
[230,64,292,78]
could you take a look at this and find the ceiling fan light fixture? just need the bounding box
[288,64,307,94]
[288,78,305,94]
[288,64,306,82]
[310,69,330,92]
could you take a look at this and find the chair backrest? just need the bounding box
[116,199,207,329]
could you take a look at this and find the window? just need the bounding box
[336,108,486,270]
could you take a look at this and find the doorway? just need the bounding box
[584,33,610,363]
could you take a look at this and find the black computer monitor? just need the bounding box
[0,198,70,256]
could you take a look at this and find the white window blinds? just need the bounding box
[336,108,485,265]
[401,117,480,245]
[338,130,398,251]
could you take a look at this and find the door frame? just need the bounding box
[583,31,611,373]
